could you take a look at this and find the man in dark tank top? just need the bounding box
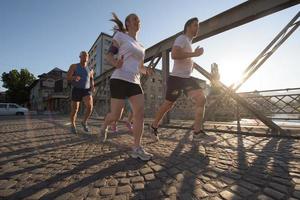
[67,51,95,134]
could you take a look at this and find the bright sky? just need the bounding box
[1,0,299,92]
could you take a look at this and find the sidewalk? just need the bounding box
[0,115,299,199]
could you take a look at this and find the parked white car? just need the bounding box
[0,103,29,116]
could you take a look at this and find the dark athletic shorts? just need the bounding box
[110,79,143,99]
[165,75,203,102]
[71,87,91,102]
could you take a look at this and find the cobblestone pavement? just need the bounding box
[0,115,299,200]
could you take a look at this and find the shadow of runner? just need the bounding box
[5,149,141,200]
[0,133,73,149]
[221,136,295,199]
[217,133,249,200]
[0,139,87,165]
[176,140,210,199]
[250,138,296,199]
[219,137,280,199]
[40,157,145,200]
[0,160,62,180]
[271,139,296,199]
[237,134,248,171]
[0,126,57,134]
[133,129,209,200]
[0,137,87,161]
[0,138,90,180]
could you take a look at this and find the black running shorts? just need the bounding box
[165,75,203,102]
[110,79,143,99]
[71,87,92,102]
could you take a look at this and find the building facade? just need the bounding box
[88,32,114,78]
[29,67,70,112]
[0,92,7,103]
[93,68,208,120]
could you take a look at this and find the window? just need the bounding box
[9,104,18,108]
[0,104,6,108]
[47,79,54,83]
[105,39,111,46]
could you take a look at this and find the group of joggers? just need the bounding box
[66,13,207,161]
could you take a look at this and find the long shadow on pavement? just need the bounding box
[0,133,73,149]
[0,139,87,165]
[5,149,143,200]
[0,136,88,160]
[133,129,209,199]
[218,135,296,199]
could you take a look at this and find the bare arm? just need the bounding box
[139,62,154,76]
[139,62,147,74]
[171,46,204,60]
[90,69,95,91]
[105,40,123,68]
[66,64,78,81]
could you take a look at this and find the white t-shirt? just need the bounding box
[171,34,194,78]
[110,31,145,84]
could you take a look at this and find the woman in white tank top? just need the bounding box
[99,13,154,161]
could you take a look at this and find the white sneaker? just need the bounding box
[130,146,153,161]
[99,128,108,142]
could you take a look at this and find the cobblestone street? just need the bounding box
[0,115,299,200]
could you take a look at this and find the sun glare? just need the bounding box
[217,56,250,88]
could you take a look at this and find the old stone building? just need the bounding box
[29,67,70,113]
[93,68,208,120]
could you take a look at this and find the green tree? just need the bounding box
[1,69,36,105]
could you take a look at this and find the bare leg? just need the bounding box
[128,94,145,148]
[188,89,206,132]
[70,101,80,126]
[100,98,124,132]
[152,100,175,128]
[82,95,93,124]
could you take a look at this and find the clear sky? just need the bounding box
[1,0,299,92]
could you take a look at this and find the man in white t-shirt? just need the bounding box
[151,17,207,141]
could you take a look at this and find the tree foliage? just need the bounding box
[1,69,36,105]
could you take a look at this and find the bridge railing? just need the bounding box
[206,87,300,122]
